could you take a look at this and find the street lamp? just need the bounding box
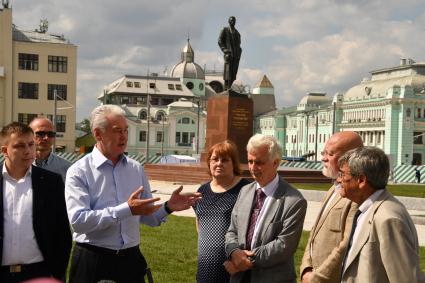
[52,88,73,152]
[161,113,166,156]
[196,99,200,154]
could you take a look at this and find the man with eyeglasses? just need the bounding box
[29,118,71,182]
[338,147,423,283]
[300,131,363,283]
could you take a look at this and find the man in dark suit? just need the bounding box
[218,16,242,90]
[0,122,72,282]
[224,134,307,283]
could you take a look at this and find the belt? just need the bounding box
[77,242,139,257]
[1,261,46,274]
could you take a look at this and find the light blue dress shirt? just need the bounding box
[34,152,71,182]
[65,146,168,250]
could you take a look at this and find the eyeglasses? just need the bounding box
[337,171,353,181]
[35,131,56,138]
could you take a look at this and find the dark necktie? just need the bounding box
[341,210,362,279]
[246,188,266,249]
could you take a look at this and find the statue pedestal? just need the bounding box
[201,90,253,163]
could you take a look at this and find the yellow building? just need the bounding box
[0,5,77,152]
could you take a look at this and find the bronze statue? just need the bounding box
[218,16,242,91]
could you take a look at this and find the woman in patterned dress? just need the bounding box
[193,140,250,283]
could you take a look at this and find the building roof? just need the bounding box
[99,75,195,99]
[255,75,274,88]
[13,28,71,44]
[297,93,332,111]
[170,39,205,79]
[344,61,425,101]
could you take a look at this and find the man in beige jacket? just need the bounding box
[338,147,423,283]
[300,131,363,283]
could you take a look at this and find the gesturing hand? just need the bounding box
[166,186,202,212]
[127,186,162,215]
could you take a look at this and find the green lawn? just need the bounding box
[292,183,425,198]
[141,215,425,283]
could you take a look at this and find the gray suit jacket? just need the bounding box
[341,189,424,283]
[225,177,307,283]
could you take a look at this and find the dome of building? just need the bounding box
[344,61,425,100]
[297,93,331,111]
[170,39,205,80]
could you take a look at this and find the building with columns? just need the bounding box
[256,59,425,166]
[0,4,77,151]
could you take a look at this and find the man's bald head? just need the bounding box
[321,131,363,179]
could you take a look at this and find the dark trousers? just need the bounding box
[69,243,147,283]
[0,261,50,283]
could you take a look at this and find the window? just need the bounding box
[156,112,165,121]
[181,117,190,124]
[156,131,163,142]
[176,132,181,143]
[139,131,146,142]
[175,84,182,91]
[18,82,38,99]
[186,82,194,90]
[136,97,145,104]
[121,96,129,104]
[149,83,155,89]
[139,111,147,120]
[414,132,423,144]
[418,108,422,118]
[19,53,38,71]
[47,115,66,132]
[182,132,189,144]
[48,84,67,100]
[134,82,141,88]
[18,113,37,124]
[126,81,133,88]
[168,84,175,90]
[48,56,68,73]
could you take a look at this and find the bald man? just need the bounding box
[300,131,363,283]
[29,118,71,182]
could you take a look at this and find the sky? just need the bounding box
[10,0,425,121]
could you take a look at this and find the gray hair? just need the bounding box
[246,134,282,161]
[90,105,126,132]
[338,146,389,190]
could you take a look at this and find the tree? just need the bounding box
[80,118,91,133]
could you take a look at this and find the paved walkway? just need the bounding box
[150,180,425,246]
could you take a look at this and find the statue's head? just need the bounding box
[228,16,236,27]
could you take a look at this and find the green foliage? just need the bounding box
[138,216,424,283]
[292,183,425,198]
[140,215,198,283]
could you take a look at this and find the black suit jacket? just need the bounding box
[0,165,72,279]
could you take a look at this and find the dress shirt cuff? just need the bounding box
[157,205,169,219]
[115,202,132,219]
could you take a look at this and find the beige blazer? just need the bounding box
[300,185,358,283]
[342,190,424,283]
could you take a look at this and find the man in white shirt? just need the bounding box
[338,146,424,283]
[0,122,71,282]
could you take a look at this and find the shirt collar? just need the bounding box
[358,189,385,213]
[256,174,279,197]
[92,146,127,168]
[34,151,53,166]
[2,163,32,180]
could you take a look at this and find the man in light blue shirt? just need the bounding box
[30,118,71,182]
[65,105,201,283]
